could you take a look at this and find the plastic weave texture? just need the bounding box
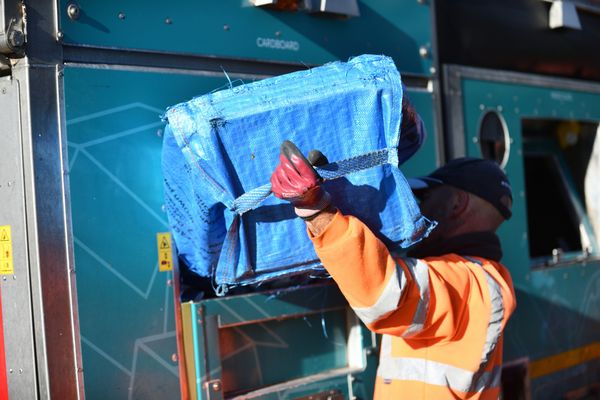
[162,54,433,291]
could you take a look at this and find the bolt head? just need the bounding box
[67,3,80,20]
[8,30,24,48]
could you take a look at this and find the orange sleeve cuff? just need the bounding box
[308,210,350,250]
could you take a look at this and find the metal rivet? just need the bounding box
[211,381,221,391]
[479,104,485,110]
[275,31,281,37]
[497,105,503,112]
[472,137,479,143]
[223,24,230,31]
[171,353,177,362]
[514,107,520,114]
[429,66,436,75]
[67,3,80,20]
[18,369,23,374]
[165,18,172,25]
[156,129,163,137]
[418,45,429,58]
[2,277,6,281]
[167,279,173,286]
[1,88,6,94]
[161,204,166,213]
[9,369,13,374]
[118,12,126,20]
[12,275,16,280]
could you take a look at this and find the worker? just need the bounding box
[270,127,516,397]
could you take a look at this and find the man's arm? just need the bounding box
[270,140,481,340]
[306,208,499,341]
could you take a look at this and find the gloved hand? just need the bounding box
[270,140,332,219]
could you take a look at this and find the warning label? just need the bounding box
[157,232,173,272]
[0,226,14,275]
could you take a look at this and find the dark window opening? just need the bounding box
[522,119,599,263]
[523,154,582,258]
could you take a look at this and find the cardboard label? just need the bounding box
[0,226,14,275]
[157,232,173,272]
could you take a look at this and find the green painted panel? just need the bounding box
[65,67,233,400]
[459,78,600,366]
[58,0,433,75]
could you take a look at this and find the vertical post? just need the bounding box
[8,1,85,398]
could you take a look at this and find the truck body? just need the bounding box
[0,1,599,399]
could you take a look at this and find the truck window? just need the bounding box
[521,119,600,266]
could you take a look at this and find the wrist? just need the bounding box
[294,191,331,219]
[305,205,337,236]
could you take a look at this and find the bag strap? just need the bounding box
[230,147,398,215]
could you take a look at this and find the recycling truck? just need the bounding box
[1,1,599,399]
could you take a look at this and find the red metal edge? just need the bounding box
[0,287,9,400]
[172,261,190,400]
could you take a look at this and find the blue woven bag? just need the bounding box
[162,54,433,294]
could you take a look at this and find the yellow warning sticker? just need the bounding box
[157,232,173,272]
[0,225,14,275]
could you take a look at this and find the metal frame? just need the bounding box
[7,1,84,398]
[429,0,445,166]
[62,44,309,78]
[0,76,38,400]
[443,64,600,158]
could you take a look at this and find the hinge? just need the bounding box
[0,1,26,56]
[203,379,224,400]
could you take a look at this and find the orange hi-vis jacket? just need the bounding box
[309,211,516,400]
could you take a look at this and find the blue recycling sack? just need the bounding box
[162,54,433,293]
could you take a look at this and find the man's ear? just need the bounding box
[449,189,470,218]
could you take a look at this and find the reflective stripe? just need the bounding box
[401,258,430,337]
[378,357,502,392]
[352,265,406,325]
[463,257,505,385]
[472,268,504,392]
[376,257,505,394]
[378,335,502,393]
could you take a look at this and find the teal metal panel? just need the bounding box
[65,67,235,400]
[400,89,439,178]
[201,283,347,326]
[459,78,600,396]
[58,0,433,75]
[196,285,360,397]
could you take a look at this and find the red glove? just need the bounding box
[270,140,331,219]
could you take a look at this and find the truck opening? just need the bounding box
[521,119,600,265]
